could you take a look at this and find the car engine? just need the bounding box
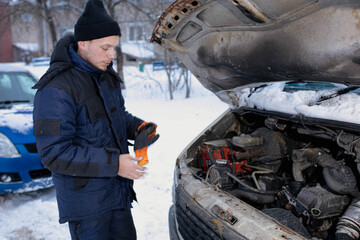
[192,110,360,240]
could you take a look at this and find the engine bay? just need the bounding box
[190,109,360,239]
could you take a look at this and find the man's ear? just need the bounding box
[77,41,86,51]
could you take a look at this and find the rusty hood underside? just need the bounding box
[151,0,360,94]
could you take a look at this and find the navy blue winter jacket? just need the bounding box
[33,36,143,223]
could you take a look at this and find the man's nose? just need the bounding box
[108,49,116,59]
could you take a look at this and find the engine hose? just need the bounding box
[292,148,338,182]
[245,164,274,190]
[336,233,356,240]
[229,188,276,204]
[336,198,360,239]
[227,172,279,195]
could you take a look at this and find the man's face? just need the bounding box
[78,35,119,71]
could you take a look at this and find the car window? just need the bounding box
[0,72,37,105]
[0,73,12,89]
[17,73,37,96]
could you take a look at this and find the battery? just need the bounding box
[199,144,249,173]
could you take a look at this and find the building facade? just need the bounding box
[5,0,173,64]
[0,1,14,62]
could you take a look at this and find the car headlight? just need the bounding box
[0,132,20,158]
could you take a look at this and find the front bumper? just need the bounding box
[0,176,53,193]
[170,184,246,240]
[168,157,308,240]
[168,205,180,240]
[0,150,53,193]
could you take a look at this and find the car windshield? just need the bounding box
[0,72,37,106]
[283,81,341,91]
[283,81,360,104]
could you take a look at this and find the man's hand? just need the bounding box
[117,154,146,179]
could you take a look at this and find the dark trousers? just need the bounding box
[68,209,136,240]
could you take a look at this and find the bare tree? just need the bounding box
[181,63,191,98]
[0,0,85,55]
[116,0,194,100]
[102,0,127,88]
[2,0,193,99]
[103,0,162,88]
[163,49,192,100]
[37,0,57,48]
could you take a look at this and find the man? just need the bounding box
[32,0,159,239]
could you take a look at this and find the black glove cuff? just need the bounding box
[127,117,144,140]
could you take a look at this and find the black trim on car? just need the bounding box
[168,205,181,240]
[29,169,52,179]
[24,143,37,153]
[233,107,360,134]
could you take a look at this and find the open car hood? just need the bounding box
[151,0,360,94]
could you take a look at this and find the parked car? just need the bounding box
[151,1,360,239]
[0,63,53,193]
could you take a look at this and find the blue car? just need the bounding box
[0,63,53,193]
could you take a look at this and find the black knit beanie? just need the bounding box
[74,0,121,41]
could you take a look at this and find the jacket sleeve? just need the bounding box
[33,87,119,177]
[119,91,144,140]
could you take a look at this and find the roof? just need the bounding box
[121,42,156,59]
[13,42,39,52]
[0,63,30,73]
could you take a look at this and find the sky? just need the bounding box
[0,63,228,240]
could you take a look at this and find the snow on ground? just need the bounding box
[0,63,228,240]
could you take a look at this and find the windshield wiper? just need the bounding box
[0,100,30,104]
[248,84,269,97]
[310,86,359,106]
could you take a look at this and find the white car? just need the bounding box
[151,1,360,239]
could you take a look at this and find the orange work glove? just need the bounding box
[134,122,159,165]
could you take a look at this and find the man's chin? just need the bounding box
[96,65,107,71]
